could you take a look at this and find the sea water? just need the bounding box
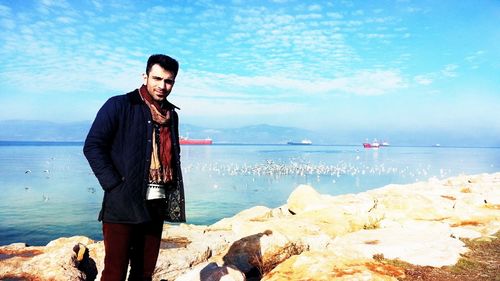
[0,142,499,246]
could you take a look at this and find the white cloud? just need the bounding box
[327,12,343,19]
[218,5,364,78]
[178,69,406,99]
[352,10,364,16]
[412,63,461,88]
[405,7,423,13]
[465,51,483,62]
[365,16,393,24]
[40,0,66,6]
[465,50,485,69]
[91,0,103,11]
[0,6,15,29]
[176,96,303,117]
[324,70,406,96]
[308,4,322,12]
[296,13,323,20]
[414,75,433,85]
[363,33,386,39]
[441,64,458,77]
[37,0,71,14]
[345,20,363,27]
[56,16,74,24]
[148,5,168,14]
[0,4,11,16]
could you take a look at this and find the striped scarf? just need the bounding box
[139,85,173,184]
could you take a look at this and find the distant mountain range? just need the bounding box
[0,120,498,147]
[0,120,316,144]
[0,120,90,142]
[181,123,315,144]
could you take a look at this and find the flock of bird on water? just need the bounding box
[23,157,451,201]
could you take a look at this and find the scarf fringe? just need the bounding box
[149,168,173,184]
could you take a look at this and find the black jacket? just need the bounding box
[83,89,185,223]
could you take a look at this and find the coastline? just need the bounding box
[1,172,499,280]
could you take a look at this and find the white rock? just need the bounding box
[330,220,467,267]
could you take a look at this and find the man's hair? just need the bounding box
[146,54,179,76]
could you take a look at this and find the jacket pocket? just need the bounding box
[103,176,125,192]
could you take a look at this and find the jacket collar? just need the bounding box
[127,88,180,110]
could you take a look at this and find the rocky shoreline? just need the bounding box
[1,172,499,280]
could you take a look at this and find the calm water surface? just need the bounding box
[0,143,499,245]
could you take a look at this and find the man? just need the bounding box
[84,54,185,281]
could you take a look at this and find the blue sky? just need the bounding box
[0,0,499,141]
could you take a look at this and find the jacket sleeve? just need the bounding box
[83,98,123,191]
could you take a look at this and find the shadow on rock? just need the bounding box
[74,243,98,281]
[222,230,273,280]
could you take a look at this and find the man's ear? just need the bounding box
[142,73,148,85]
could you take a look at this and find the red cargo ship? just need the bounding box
[363,139,380,148]
[179,136,213,145]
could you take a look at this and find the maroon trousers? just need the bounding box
[101,220,164,281]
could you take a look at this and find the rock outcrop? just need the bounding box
[1,172,499,280]
[0,236,96,280]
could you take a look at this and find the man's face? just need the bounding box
[143,64,176,102]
